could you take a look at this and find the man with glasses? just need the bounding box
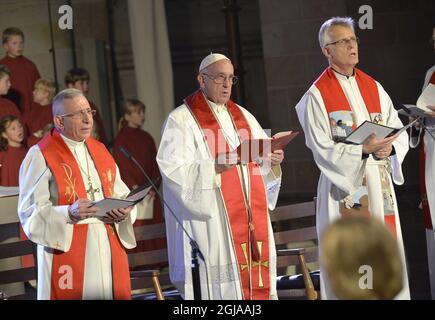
[157,53,284,299]
[295,17,410,299]
[18,88,137,299]
[409,26,435,299]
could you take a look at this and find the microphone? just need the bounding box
[119,146,206,299]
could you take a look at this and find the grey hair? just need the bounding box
[52,88,84,115]
[319,17,355,48]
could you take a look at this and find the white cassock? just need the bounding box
[296,71,411,300]
[410,65,435,299]
[18,134,137,300]
[157,100,282,300]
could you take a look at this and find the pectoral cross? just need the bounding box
[86,181,100,202]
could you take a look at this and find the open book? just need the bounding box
[235,131,299,163]
[399,83,435,118]
[344,118,418,145]
[91,181,157,217]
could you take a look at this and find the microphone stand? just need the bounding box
[120,147,205,300]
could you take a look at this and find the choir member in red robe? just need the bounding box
[113,98,166,269]
[0,27,40,119]
[65,68,108,145]
[0,115,33,269]
[0,64,21,119]
[26,79,55,147]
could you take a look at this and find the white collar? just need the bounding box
[60,133,86,151]
[332,68,355,81]
[207,99,227,113]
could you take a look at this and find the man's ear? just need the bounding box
[53,115,63,129]
[322,46,332,59]
[197,74,205,89]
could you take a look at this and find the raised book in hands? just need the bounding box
[91,181,156,217]
[344,118,418,145]
[235,131,299,163]
[399,83,435,118]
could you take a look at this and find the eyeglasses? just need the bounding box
[59,108,96,120]
[202,73,238,85]
[325,36,360,47]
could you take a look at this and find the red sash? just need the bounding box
[38,129,131,300]
[184,90,270,300]
[315,67,396,233]
[419,71,435,229]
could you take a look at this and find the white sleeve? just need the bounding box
[17,146,74,252]
[157,112,220,219]
[113,165,137,249]
[377,83,409,185]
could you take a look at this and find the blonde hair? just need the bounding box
[34,78,56,100]
[118,98,146,131]
[321,216,403,299]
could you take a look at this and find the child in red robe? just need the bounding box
[26,79,55,147]
[113,99,166,270]
[0,27,40,120]
[0,64,21,119]
[65,68,108,145]
[0,115,27,186]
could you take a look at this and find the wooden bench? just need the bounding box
[128,222,180,300]
[271,200,320,300]
[0,221,37,300]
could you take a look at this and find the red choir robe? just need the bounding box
[89,101,109,146]
[0,144,33,268]
[113,126,166,269]
[25,102,53,147]
[0,55,40,119]
[0,96,21,119]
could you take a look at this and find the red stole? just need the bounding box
[419,71,435,229]
[184,90,270,300]
[315,67,396,234]
[38,129,131,300]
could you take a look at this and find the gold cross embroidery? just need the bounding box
[252,241,269,288]
[53,241,61,249]
[240,243,250,272]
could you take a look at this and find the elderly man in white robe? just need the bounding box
[18,88,137,300]
[295,17,410,300]
[157,53,283,300]
[409,26,435,299]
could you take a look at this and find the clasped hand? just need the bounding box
[68,198,132,223]
[362,133,397,159]
[214,149,284,173]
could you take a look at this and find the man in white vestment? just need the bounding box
[157,53,284,300]
[409,26,435,299]
[295,17,411,299]
[18,88,137,300]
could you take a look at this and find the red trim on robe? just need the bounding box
[315,67,397,234]
[38,129,131,299]
[184,90,270,300]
